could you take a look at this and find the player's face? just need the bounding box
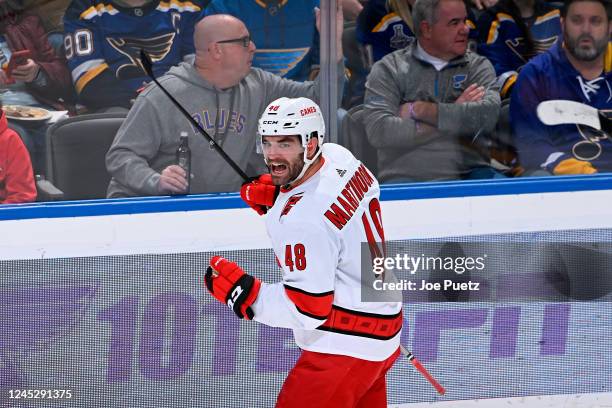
[423,0,470,60]
[261,135,305,186]
[563,1,610,61]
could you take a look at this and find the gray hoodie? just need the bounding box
[106,61,344,197]
[364,40,501,182]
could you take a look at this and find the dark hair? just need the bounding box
[491,0,554,59]
[561,0,612,19]
[0,1,25,30]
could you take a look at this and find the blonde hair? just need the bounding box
[387,0,414,32]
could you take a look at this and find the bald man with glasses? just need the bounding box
[106,12,345,198]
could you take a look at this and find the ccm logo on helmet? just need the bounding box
[300,106,317,116]
[262,121,278,124]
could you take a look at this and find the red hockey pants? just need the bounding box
[275,347,400,408]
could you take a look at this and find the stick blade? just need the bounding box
[537,100,601,130]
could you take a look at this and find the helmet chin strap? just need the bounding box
[284,147,322,188]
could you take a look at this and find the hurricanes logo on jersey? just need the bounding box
[280,193,304,218]
[107,32,176,80]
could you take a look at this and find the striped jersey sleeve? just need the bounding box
[252,222,338,330]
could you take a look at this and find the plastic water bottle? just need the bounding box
[176,131,191,194]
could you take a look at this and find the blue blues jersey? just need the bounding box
[64,0,205,109]
[510,42,612,174]
[356,0,477,63]
[477,3,561,98]
[205,0,320,82]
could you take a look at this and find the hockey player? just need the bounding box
[204,97,402,407]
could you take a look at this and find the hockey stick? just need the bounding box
[400,344,446,395]
[139,50,249,182]
[537,100,612,134]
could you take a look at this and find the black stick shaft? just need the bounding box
[599,112,612,136]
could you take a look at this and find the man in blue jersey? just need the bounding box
[63,0,206,112]
[510,0,612,176]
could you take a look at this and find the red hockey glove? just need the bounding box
[205,256,261,320]
[240,174,280,215]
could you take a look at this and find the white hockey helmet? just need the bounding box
[258,97,325,185]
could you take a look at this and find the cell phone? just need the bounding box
[4,50,32,79]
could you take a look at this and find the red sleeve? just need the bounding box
[5,15,74,104]
[26,15,72,90]
[1,131,36,204]
[284,285,334,320]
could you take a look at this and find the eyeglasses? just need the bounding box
[217,35,252,48]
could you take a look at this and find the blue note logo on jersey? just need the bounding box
[504,36,558,63]
[453,74,467,89]
[573,109,612,161]
[108,32,176,80]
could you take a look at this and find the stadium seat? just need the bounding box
[36,113,126,201]
[340,104,378,176]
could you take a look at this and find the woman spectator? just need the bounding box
[477,0,561,100]
[356,0,416,64]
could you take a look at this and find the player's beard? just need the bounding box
[268,154,305,186]
[565,32,609,62]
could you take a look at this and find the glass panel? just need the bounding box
[0,1,607,202]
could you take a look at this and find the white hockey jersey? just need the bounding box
[251,143,402,361]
